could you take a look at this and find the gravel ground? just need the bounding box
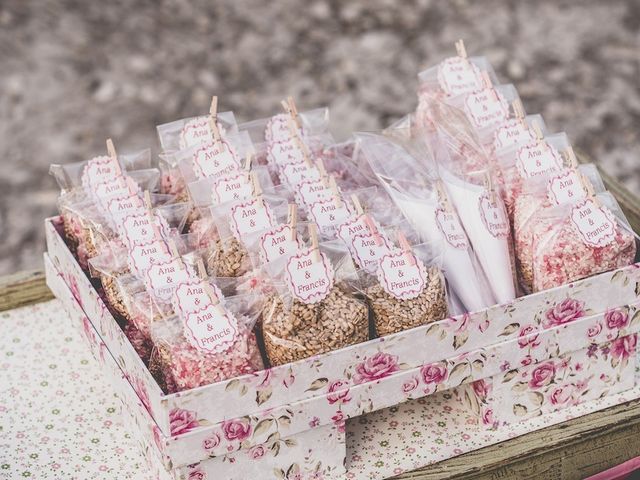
[1,0,639,275]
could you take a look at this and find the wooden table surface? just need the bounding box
[2,159,640,480]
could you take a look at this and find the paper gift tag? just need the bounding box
[377,248,427,300]
[179,116,226,150]
[435,208,469,249]
[259,224,300,264]
[94,176,140,210]
[184,303,239,354]
[192,140,240,180]
[106,194,146,232]
[463,88,509,130]
[478,192,510,238]
[308,199,351,237]
[121,213,170,249]
[145,258,192,302]
[493,118,535,152]
[516,141,563,179]
[212,173,254,205]
[279,162,321,188]
[173,280,223,318]
[337,214,377,246]
[128,240,172,277]
[570,198,617,247]
[547,170,588,205]
[295,178,332,207]
[81,156,121,191]
[351,232,392,274]
[265,114,302,143]
[267,138,307,167]
[437,56,483,97]
[229,197,275,240]
[285,247,335,303]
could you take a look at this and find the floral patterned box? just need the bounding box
[45,252,346,480]
[45,216,640,474]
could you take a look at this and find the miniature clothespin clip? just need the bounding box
[512,99,525,122]
[435,180,452,211]
[531,120,544,143]
[308,223,321,263]
[209,96,224,149]
[397,231,416,266]
[143,190,162,238]
[106,138,122,175]
[455,39,468,59]
[484,172,497,204]
[563,145,578,169]
[328,175,343,209]
[251,171,263,199]
[288,203,298,242]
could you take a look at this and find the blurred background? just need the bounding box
[1,0,639,275]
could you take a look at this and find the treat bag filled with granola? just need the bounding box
[262,224,369,366]
[529,192,638,292]
[440,167,516,304]
[208,180,288,277]
[357,131,495,312]
[497,127,571,215]
[513,163,606,291]
[351,233,449,337]
[416,40,498,132]
[149,291,265,393]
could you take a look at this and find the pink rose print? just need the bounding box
[169,408,199,436]
[81,316,96,345]
[132,377,152,416]
[188,470,206,480]
[478,317,490,333]
[354,352,399,384]
[327,380,351,405]
[282,371,295,388]
[528,362,556,389]
[248,444,266,459]
[222,418,253,442]
[587,322,602,338]
[152,426,164,453]
[549,385,573,405]
[402,377,419,394]
[521,355,533,366]
[449,313,469,333]
[482,408,494,426]
[202,433,221,451]
[605,309,629,330]
[309,416,320,428]
[420,362,448,385]
[68,274,83,308]
[258,369,272,388]
[543,298,585,328]
[332,410,346,433]
[472,379,490,399]
[611,335,637,360]
[517,324,540,349]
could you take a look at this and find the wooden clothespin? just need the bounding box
[531,121,544,142]
[455,39,468,59]
[287,96,302,129]
[308,223,321,263]
[563,146,578,169]
[316,158,327,178]
[288,203,298,242]
[196,258,207,279]
[250,171,263,198]
[209,96,224,148]
[106,138,122,175]
[481,70,493,90]
[397,231,416,266]
[244,151,253,182]
[580,172,596,198]
[284,113,312,167]
[364,215,384,247]
[143,190,161,238]
[435,180,452,211]
[202,280,225,314]
[168,239,185,270]
[512,99,525,121]
[484,172,497,204]
[351,193,364,216]
[328,175,343,208]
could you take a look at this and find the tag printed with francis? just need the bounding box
[259,224,300,264]
[547,170,588,205]
[184,302,239,354]
[212,173,254,205]
[192,140,241,180]
[437,56,483,97]
[173,280,223,318]
[229,197,275,239]
[516,141,563,179]
[478,192,510,238]
[121,213,170,249]
[351,232,391,274]
[463,88,509,130]
[285,247,335,303]
[493,118,535,151]
[435,208,469,249]
[571,198,617,248]
[377,247,427,300]
[145,258,193,302]
[128,239,173,278]
[308,199,351,237]
[81,156,121,191]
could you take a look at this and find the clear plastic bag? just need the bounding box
[526,192,637,292]
[261,229,369,366]
[156,110,238,153]
[149,292,265,393]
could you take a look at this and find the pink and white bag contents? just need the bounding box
[356,132,495,312]
[261,224,368,366]
[524,190,637,292]
[149,289,265,393]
